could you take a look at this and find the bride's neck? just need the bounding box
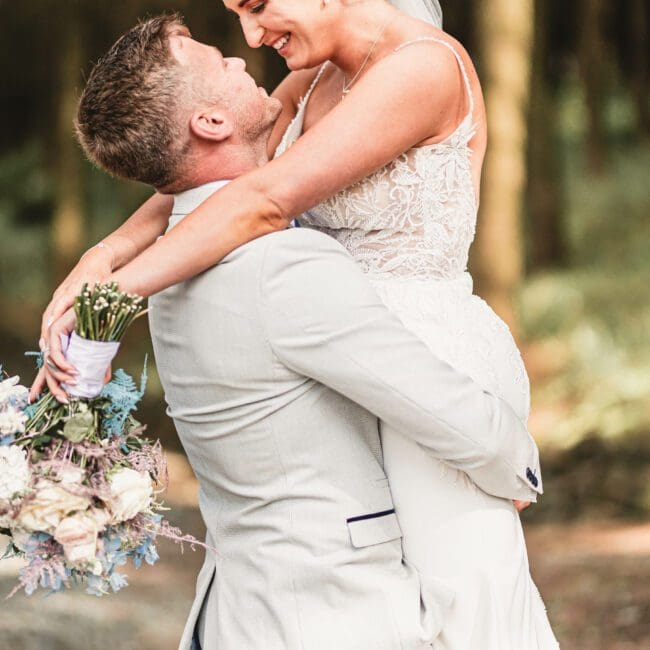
[328,2,399,80]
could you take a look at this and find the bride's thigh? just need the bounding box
[381,425,526,579]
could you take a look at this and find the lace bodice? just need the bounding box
[274,37,478,282]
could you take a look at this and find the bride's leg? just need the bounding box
[382,425,557,650]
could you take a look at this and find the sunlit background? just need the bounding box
[1,1,648,648]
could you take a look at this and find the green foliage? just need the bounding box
[521,137,650,451]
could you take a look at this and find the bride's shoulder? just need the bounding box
[384,28,481,105]
[391,27,473,71]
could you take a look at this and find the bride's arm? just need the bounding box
[40,192,172,342]
[110,44,462,297]
[41,67,321,335]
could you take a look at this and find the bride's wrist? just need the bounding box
[80,241,116,271]
[102,234,139,270]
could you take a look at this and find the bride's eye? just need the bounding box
[250,1,266,14]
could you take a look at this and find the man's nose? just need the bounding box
[227,57,247,71]
[241,18,265,49]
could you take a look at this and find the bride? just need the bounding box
[38,1,558,647]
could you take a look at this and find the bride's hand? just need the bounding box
[39,245,114,348]
[514,500,531,513]
[30,308,78,404]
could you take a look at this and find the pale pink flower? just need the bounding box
[106,468,153,523]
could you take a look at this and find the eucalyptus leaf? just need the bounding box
[62,410,95,443]
[31,434,52,448]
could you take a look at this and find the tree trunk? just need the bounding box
[630,0,650,135]
[527,0,566,269]
[472,0,534,337]
[51,10,85,284]
[578,0,608,173]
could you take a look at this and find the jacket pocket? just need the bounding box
[346,509,402,548]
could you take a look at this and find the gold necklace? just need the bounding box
[342,18,391,98]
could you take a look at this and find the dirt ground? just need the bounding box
[1,456,649,650]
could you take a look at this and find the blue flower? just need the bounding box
[100,359,147,437]
[109,571,129,593]
[86,574,109,597]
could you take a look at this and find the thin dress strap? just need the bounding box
[297,61,330,114]
[394,37,474,118]
[275,62,330,156]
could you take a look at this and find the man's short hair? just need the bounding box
[75,14,191,189]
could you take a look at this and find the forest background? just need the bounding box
[0,1,648,648]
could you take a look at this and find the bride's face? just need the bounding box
[223,0,334,70]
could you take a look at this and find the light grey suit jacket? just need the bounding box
[149,184,542,650]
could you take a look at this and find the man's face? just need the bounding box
[168,28,281,140]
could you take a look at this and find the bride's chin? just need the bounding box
[286,52,324,72]
[284,56,303,71]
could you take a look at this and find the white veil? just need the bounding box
[389,0,443,28]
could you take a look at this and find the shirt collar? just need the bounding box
[170,180,231,225]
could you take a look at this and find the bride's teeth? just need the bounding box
[273,34,290,50]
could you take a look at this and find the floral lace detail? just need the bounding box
[370,277,531,421]
[297,117,477,280]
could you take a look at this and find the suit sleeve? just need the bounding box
[258,230,542,501]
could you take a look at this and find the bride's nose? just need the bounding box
[240,16,265,48]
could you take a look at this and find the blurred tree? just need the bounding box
[471,0,534,336]
[50,3,85,284]
[578,0,609,173]
[527,0,566,270]
[630,0,649,135]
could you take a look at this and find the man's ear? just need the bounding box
[190,107,234,142]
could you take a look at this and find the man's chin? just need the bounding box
[268,97,283,122]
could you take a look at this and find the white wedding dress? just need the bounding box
[275,38,559,650]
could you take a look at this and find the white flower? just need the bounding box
[106,468,153,523]
[54,512,100,565]
[57,465,87,487]
[0,407,27,435]
[10,529,33,552]
[0,446,31,501]
[90,560,104,576]
[16,483,91,534]
[88,507,111,530]
[0,376,29,407]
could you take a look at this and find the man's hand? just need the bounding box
[30,309,78,404]
[514,500,531,513]
[39,246,113,349]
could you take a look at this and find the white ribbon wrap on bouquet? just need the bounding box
[60,332,120,399]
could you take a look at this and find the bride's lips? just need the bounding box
[271,33,291,57]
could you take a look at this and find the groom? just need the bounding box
[74,15,542,650]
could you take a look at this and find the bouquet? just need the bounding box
[0,283,205,598]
